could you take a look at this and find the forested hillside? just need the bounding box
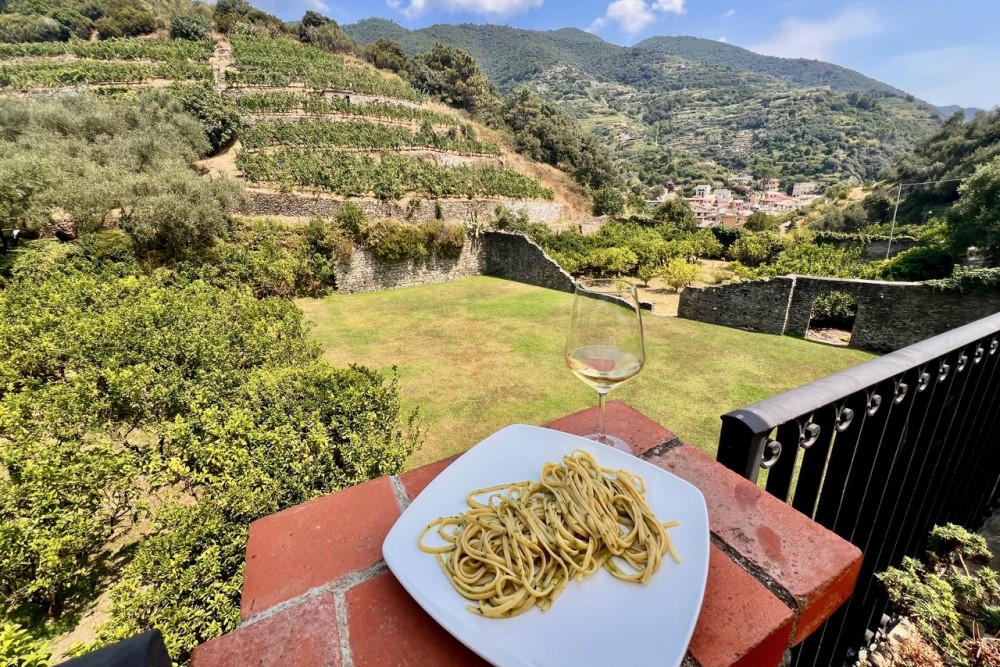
[345,19,941,190]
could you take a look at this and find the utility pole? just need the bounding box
[886,182,903,259]
[884,178,966,259]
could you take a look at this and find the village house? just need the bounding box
[792,181,820,196]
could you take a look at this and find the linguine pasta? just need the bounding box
[418,449,680,618]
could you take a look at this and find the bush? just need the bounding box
[586,246,638,276]
[728,232,785,266]
[170,13,211,41]
[425,220,466,259]
[95,7,157,39]
[179,217,347,298]
[651,198,696,231]
[659,257,700,292]
[1,258,421,659]
[0,13,68,43]
[877,524,1000,666]
[592,186,626,217]
[883,246,954,281]
[0,623,50,667]
[361,219,429,262]
[79,229,136,265]
[810,291,857,329]
[365,38,408,74]
[168,84,241,155]
[710,225,747,252]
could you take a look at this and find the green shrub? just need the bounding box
[810,291,857,328]
[728,232,785,266]
[179,218,346,297]
[710,225,747,252]
[335,202,367,236]
[659,257,700,292]
[168,84,241,155]
[586,246,638,276]
[592,186,626,217]
[425,220,466,259]
[79,229,136,265]
[95,7,157,40]
[0,14,68,43]
[927,267,1000,293]
[361,218,430,262]
[0,623,50,667]
[170,14,211,41]
[877,524,1000,666]
[883,247,954,281]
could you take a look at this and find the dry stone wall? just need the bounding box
[678,278,796,335]
[332,230,574,295]
[482,231,576,293]
[335,241,485,294]
[248,191,566,224]
[678,275,1000,352]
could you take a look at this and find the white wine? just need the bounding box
[566,345,643,393]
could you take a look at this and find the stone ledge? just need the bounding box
[241,475,400,620]
[646,443,863,644]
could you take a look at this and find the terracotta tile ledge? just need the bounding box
[191,401,862,667]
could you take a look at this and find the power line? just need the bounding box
[886,177,967,259]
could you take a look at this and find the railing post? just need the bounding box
[718,410,772,482]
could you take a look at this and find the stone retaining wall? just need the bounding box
[248,191,565,224]
[679,275,1000,352]
[482,230,576,293]
[335,241,485,294]
[333,230,573,294]
[678,278,796,335]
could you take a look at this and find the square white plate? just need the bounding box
[382,424,710,667]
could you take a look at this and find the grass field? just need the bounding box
[298,277,876,468]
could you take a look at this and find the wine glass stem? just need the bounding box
[597,391,608,442]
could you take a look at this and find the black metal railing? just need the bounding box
[717,311,1000,667]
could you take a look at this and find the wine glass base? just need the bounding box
[582,433,634,454]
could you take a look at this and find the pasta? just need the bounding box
[418,449,680,618]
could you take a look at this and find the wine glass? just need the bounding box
[565,278,645,453]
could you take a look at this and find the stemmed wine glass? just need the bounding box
[565,278,645,453]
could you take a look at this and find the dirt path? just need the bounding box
[210,33,231,92]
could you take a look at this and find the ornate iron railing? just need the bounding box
[717,311,1000,666]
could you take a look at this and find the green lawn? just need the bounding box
[298,276,876,468]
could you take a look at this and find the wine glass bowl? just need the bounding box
[565,278,645,453]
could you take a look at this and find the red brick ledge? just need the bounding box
[192,401,862,667]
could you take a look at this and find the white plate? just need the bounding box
[382,424,710,667]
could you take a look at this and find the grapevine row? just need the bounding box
[236,149,554,201]
[240,119,502,156]
[0,61,212,88]
[232,91,460,126]
[0,38,213,62]
[227,36,421,102]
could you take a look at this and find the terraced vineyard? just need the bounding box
[0,38,213,61]
[232,91,461,126]
[237,150,553,200]
[0,37,212,89]
[227,36,421,101]
[240,118,501,155]
[224,35,555,202]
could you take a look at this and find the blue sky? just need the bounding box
[252,1,1000,109]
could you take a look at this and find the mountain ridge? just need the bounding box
[344,18,942,188]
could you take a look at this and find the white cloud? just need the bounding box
[390,0,543,18]
[722,8,736,19]
[305,0,331,11]
[718,36,726,43]
[587,0,684,35]
[750,6,881,60]
[878,46,1000,110]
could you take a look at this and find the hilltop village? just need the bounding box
[659,176,823,228]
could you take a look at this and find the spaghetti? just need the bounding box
[418,449,680,618]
